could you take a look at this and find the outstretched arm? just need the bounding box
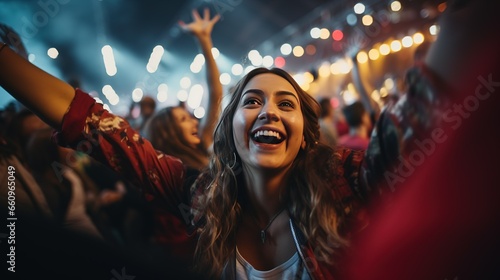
[351,55,380,123]
[0,45,74,130]
[179,8,222,150]
[0,26,192,230]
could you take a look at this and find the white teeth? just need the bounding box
[253,130,282,139]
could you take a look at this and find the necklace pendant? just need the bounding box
[260,230,266,244]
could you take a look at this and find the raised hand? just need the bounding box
[177,8,222,151]
[178,8,220,39]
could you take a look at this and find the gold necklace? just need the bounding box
[260,208,285,244]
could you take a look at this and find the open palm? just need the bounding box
[179,8,220,38]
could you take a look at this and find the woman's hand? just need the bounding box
[0,23,28,58]
[0,25,75,129]
[178,8,220,40]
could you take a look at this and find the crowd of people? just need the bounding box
[1,0,499,279]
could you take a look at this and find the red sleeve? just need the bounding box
[54,89,187,214]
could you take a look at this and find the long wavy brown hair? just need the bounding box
[193,68,349,277]
[144,106,209,170]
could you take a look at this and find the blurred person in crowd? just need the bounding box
[25,128,102,237]
[338,101,371,151]
[318,97,338,147]
[136,95,156,134]
[413,41,432,68]
[6,109,49,161]
[143,9,222,171]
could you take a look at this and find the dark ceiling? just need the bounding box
[0,0,442,114]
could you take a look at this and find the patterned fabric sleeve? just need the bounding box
[54,89,187,215]
[333,147,365,215]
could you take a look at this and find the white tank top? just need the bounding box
[235,247,311,280]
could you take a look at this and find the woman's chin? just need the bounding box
[189,138,201,147]
[244,157,292,172]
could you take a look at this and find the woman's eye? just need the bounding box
[243,98,260,105]
[279,100,294,108]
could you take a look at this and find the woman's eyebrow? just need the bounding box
[275,90,299,102]
[242,89,264,97]
[242,89,299,102]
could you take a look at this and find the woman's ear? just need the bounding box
[301,136,306,149]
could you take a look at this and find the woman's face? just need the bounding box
[232,73,305,171]
[171,107,201,147]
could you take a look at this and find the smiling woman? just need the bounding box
[192,67,366,279]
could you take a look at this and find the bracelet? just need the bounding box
[0,43,8,53]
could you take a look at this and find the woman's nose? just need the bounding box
[258,105,279,122]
